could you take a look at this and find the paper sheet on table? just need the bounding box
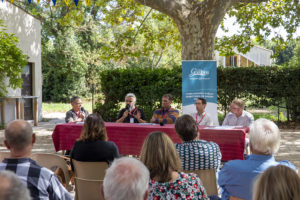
[204,126,235,130]
[138,123,157,125]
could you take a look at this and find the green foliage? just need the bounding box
[289,39,300,68]
[216,0,300,57]
[217,66,300,121]
[14,0,181,102]
[260,39,297,65]
[95,65,182,121]
[96,65,300,122]
[0,20,28,97]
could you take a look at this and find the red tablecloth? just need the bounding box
[52,122,248,161]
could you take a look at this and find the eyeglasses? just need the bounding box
[195,103,202,105]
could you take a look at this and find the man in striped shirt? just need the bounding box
[175,115,221,170]
[150,94,179,124]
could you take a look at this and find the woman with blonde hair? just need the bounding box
[253,165,300,200]
[70,113,119,170]
[140,131,208,199]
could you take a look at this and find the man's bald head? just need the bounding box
[5,120,33,151]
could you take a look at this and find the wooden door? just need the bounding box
[21,64,33,120]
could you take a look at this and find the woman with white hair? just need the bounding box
[116,93,146,123]
[218,118,296,200]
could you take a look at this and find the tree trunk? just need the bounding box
[135,0,268,60]
[175,15,218,60]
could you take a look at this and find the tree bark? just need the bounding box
[135,0,268,60]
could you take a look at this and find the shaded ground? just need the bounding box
[0,112,299,169]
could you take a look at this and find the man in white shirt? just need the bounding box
[222,99,254,127]
[191,98,213,126]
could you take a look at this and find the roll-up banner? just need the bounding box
[182,60,219,125]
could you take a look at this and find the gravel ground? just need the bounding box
[0,112,299,170]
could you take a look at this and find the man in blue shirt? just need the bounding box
[218,118,296,200]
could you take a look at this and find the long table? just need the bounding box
[52,122,249,161]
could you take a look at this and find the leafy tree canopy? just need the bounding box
[17,0,299,60]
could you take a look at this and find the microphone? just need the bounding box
[125,104,130,111]
[160,122,165,126]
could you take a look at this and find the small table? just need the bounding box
[52,123,248,161]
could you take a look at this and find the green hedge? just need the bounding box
[95,65,300,122]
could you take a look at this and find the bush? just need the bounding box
[95,65,300,122]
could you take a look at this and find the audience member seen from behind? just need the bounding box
[0,120,73,200]
[191,98,214,126]
[70,113,119,170]
[150,94,179,124]
[140,131,209,200]
[0,170,31,200]
[65,96,89,123]
[253,165,300,200]
[218,118,296,200]
[222,98,254,126]
[175,115,221,170]
[102,157,150,200]
[116,93,147,123]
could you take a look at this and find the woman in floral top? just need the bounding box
[140,131,209,200]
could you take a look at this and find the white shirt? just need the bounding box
[222,110,254,126]
[191,112,214,126]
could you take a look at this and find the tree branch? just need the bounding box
[133,8,153,42]
[135,0,182,20]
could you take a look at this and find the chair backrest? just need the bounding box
[0,152,10,162]
[30,153,72,192]
[72,159,108,180]
[229,196,243,200]
[74,177,103,200]
[183,169,218,196]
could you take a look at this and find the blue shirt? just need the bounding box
[218,154,296,200]
[175,140,222,170]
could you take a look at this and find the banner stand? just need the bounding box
[182,60,219,125]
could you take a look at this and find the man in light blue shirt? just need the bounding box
[218,118,296,200]
[222,98,254,127]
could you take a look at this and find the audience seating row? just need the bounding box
[0,152,220,199]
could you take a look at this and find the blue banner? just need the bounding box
[182,60,219,125]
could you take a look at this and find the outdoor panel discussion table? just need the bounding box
[52,122,249,162]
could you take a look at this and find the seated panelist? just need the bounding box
[150,94,179,125]
[116,93,146,123]
[65,96,89,123]
[191,97,213,126]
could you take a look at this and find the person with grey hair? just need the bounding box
[65,96,89,123]
[102,157,150,200]
[116,93,146,123]
[218,118,296,200]
[0,170,31,200]
[0,120,73,200]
